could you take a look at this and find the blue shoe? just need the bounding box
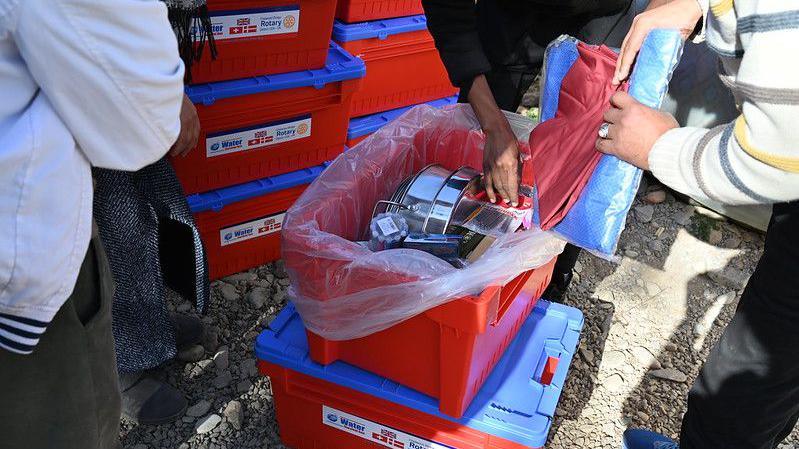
[622,429,679,449]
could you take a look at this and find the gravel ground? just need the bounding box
[120,180,798,449]
[549,180,797,448]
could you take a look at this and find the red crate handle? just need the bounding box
[490,271,534,326]
[540,356,559,386]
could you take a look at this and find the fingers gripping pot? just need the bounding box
[374,165,480,234]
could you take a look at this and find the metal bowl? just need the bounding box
[375,164,480,234]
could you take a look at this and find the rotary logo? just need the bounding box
[283,15,296,29]
[296,123,309,135]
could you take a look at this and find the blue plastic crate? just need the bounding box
[347,95,458,141]
[185,41,366,106]
[255,300,584,448]
[187,162,330,214]
[332,15,428,42]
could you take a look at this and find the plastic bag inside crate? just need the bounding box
[282,104,565,341]
[540,30,684,258]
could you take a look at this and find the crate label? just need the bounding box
[322,406,453,449]
[206,116,311,158]
[205,7,300,40]
[376,217,400,236]
[220,212,285,247]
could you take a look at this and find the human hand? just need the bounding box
[612,0,703,86]
[483,125,521,206]
[466,74,522,205]
[595,92,678,170]
[169,94,200,157]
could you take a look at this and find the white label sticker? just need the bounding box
[205,8,300,40]
[220,213,285,247]
[206,116,311,158]
[322,406,453,449]
[376,217,400,236]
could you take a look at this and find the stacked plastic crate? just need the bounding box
[332,0,459,146]
[173,5,586,447]
[182,2,586,447]
[174,0,363,280]
[256,2,585,427]
[257,285,586,449]
[177,0,462,280]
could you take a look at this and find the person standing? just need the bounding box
[0,0,184,448]
[94,0,215,425]
[422,0,651,299]
[94,96,210,425]
[593,0,799,447]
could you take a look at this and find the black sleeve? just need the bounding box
[422,0,493,98]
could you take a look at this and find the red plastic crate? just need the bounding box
[190,0,337,83]
[256,299,585,449]
[307,258,556,418]
[263,368,540,449]
[335,0,423,23]
[172,43,363,195]
[333,16,458,118]
[189,164,328,280]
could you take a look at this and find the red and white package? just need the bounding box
[451,190,534,237]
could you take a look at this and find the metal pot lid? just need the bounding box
[383,164,480,234]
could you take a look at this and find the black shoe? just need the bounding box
[542,270,574,303]
[170,313,205,351]
[120,372,188,426]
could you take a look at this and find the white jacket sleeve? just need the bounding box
[13,0,185,171]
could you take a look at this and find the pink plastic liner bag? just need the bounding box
[281,104,564,340]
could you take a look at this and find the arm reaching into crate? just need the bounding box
[422,0,520,205]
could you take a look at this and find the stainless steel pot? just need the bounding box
[374,164,480,234]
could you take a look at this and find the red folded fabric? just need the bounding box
[530,43,626,230]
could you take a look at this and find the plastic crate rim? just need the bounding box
[187,162,330,214]
[332,15,427,42]
[186,42,365,105]
[347,95,459,140]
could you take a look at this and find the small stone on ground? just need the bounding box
[634,205,654,223]
[224,401,244,430]
[649,368,689,383]
[644,189,666,204]
[195,414,222,434]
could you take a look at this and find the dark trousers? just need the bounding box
[680,201,799,449]
[464,0,648,282]
[0,237,121,449]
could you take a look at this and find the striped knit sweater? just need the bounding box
[649,0,799,205]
